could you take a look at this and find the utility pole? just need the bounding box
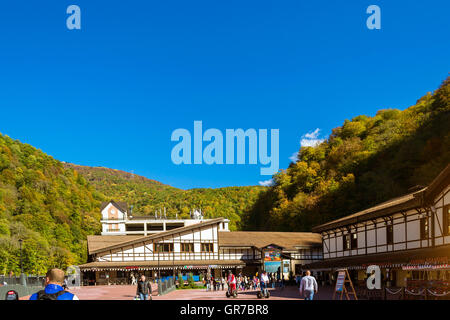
[19,239,26,286]
[19,239,23,274]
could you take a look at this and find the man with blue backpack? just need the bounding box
[30,268,79,300]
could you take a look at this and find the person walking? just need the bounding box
[296,273,302,288]
[136,275,152,300]
[299,270,318,300]
[206,273,211,291]
[221,277,225,290]
[30,269,79,300]
[260,271,269,295]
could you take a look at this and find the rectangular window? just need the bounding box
[181,243,194,253]
[108,224,119,232]
[343,234,351,250]
[386,224,394,245]
[443,205,450,236]
[420,217,429,240]
[201,243,214,253]
[351,233,358,249]
[158,243,174,253]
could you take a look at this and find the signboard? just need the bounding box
[264,261,281,273]
[335,270,346,292]
[332,269,358,300]
[262,245,283,273]
[264,250,281,262]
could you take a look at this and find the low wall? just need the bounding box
[158,278,176,296]
[0,284,44,300]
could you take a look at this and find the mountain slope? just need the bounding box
[64,163,265,230]
[0,135,102,274]
[242,76,450,232]
[1,76,448,274]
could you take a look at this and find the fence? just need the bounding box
[356,286,450,300]
[0,275,46,287]
[157,277,176,296]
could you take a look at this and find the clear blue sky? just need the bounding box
[0,1,449,189]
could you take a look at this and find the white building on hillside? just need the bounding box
[100,201,229,236]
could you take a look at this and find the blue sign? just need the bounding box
[264,261,281,273]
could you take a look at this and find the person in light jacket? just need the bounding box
[299,270,318,300]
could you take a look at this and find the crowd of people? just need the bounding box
[203,269,318,298]
[11,267,318,300]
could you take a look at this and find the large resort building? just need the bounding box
[80,164,450,290]
[80,203,322,285]
[305,164,450,289]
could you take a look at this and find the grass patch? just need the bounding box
[176,284,206,290]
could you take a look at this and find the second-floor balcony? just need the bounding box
[101,219,126,223]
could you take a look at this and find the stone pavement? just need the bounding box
[21,284,337,300]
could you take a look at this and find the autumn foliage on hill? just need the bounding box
[0,136,102,274]
[0,76,448,274]
[64,163,264,231]
[242,76,450,232]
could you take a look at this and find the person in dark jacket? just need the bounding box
[30,268,78,300]
[136,275,152,300]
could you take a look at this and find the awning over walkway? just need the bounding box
[303,245,450,270]
[79,259,247,271]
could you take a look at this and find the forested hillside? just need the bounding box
[1,76,448,275]
[0,135,103,274]
[63,164,264,230]
[0,144,263,275]
[242,76,450,232]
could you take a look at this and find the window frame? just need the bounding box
[181,243,194,253]
[420,217,429,240]
[350,233,358,249]
[443,205,450,236]
[386,224,394,245]
[201,243,214,253]
[343,234,351,251]
[158,243,174,253]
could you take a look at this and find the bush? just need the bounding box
[177,272,185,288]
[187,272,195,287]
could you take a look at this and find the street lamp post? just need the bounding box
[19,239,23,274]
[18,239,26,286]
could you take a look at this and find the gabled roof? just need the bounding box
[312,190,422,233]
[218,231,322,251]
[90,218,225,255]
[423,164,450,204]
[87,235,143,254]
[312,163,450,233]
[100,200,128,213]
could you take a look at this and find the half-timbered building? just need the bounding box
[306,164,450,288]
[80,216,322,285]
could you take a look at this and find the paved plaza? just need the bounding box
[20,284,337,300]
